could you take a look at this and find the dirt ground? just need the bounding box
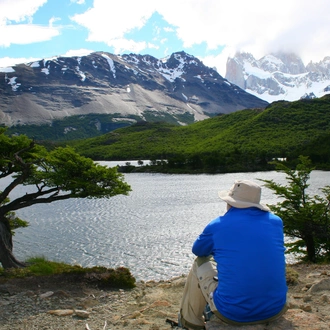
[0,263,329,329]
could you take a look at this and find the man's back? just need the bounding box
[193,207,288,323]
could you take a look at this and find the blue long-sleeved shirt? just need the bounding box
[192,207,287,323]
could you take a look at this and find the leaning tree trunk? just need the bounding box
[0,220,26,268]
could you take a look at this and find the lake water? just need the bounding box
[3,164,330,281]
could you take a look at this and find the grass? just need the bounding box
[0,256,136,289]
[286,266,299,285]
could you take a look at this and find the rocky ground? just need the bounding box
[0,263,329,330]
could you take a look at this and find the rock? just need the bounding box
[320,294,329,303]
[39,291,54,299]
[300,304,312,312]
[74,309,90,318]
[47,309,74,316]
[308,278,330,292]
[303,295,312,302]
[307,272,322,278]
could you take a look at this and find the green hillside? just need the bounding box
[3,114,137,141]
[69,95,330,173]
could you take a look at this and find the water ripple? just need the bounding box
[9,170,330,281]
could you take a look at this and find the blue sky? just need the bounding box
[0,0,329,76]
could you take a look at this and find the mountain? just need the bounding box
[0,51,268,130]
[225,52,330,103]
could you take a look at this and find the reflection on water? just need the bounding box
[4,166,329,281]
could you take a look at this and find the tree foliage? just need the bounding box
[0,128,131,268]
[261,156,330,263]
[68,95,330,172]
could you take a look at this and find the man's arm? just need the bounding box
[192,225,214,256]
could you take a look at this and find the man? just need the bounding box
[179,180,288,329]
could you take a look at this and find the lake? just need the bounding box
[4,165,330,281]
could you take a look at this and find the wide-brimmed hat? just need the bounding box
[218,180,270,212]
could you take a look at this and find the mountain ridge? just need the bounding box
[225,51,330,102]
[0,51,268,128]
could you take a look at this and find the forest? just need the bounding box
[67,95,330,173]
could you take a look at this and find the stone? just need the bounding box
[309,279,330,292]
[74,309,90,318]
[301,305,312,312]
[39,291,54,299]
[303,295,312,302]
[47,309,74,316]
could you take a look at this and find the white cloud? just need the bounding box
[109,39,148,55]
[70,0,330,74]
[0,56,40,68]
[163,27,174,33]
[0,24,60,47]
[71,0,156,43]
[49,17,61,27]
[70,0,85,4]
[1,0,330,76]
[62,49,94,57]
[0,0,60,47]
[0,49,95,67]
[0,0,47,24]
[199,47,236,78]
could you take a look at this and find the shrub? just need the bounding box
[261,156,330,263]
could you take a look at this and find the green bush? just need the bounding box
[261,156,330,263]
[0,256,136,289]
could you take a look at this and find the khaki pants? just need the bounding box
[179,256,218,329]
[179,257,287,330]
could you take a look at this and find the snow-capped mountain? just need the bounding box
[0,51,268,127]
[225,52,330,102]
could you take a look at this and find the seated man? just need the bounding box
[179,180,288,329]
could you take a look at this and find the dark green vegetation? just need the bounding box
[0,257,136,289]
[0,129,131,269]
[3,111,195,142]
[4,114,132,142]
[69,95,330,173]
[262,156,330,263]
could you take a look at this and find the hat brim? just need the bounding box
[218,190,270,212]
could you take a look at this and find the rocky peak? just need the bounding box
[271,52,306,74]
[0,51,268,127]
[306,56,330,75]
[225,51,330,102]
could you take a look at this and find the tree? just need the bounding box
[261,156,330,263]
[0,129,131,269]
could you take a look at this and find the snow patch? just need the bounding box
[75,66,86,81]
[194,75,204,83]
[41,68,50,75]
[30,62,40,68]
[102,54,116,78]
[7,76,21,91]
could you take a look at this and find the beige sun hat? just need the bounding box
[218,180,270,212]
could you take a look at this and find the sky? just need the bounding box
[0,0,329,76]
